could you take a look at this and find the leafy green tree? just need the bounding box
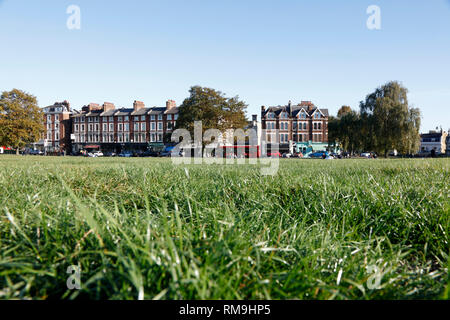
[0,89,44,154]
[328,115,340,149]
[176,86,248,136]
[401,107,421,155]
[360,81,421,156]
[337,105,352,118]
[329,106,362,154]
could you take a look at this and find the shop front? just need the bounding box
[295,141,328,155]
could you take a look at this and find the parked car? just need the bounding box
[87,152,98,158]
[119,151,133,158]
[160,150,174,157]
[282,153,293,158]
[29,149,44,156]
[93,151,104,157]
[104,152,117,157]
[330,152,342,159]
[308,151,329,159]
[267,151,282,158]
[160,147,175,157]
[361,152,371,158]
[140,150,160,157]
[130,151,142,157]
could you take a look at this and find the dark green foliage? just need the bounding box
[0,89,44,154]
[176,86,248,135]
[329,82,422,156]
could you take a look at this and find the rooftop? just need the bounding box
[262,101,329,118]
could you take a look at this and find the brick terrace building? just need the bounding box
[40,101,73,154]
[71,100,179,154]
[261,101,329,154]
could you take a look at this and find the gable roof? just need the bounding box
[310,107,328,118]
[262,102,328,118]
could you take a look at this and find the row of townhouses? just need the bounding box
[39,99,331,155]
[41,100,179,154]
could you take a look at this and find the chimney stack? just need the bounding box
[301,101,314,111]
[103,102,115,112]
[88,103,101,112]
[166,100,176,110]
[133,100,145,111]
[62,100,70,111]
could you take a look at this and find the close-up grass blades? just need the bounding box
[0,156,448,300]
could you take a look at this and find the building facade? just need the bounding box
[420,130,448,155]
[37,98,331,156]
[261,101,329,154]
[71,100,179,154]
[40,101,73,154]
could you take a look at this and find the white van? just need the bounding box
[0,147,4,154]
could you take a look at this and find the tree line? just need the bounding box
[328,81,421,157]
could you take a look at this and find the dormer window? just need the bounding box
[314,112,321,119]
[267,112,275,119]
[280,112,288,119]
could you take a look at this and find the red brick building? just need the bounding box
[261,101,329,154]
[71,100,179,154]
[41,101,73,154]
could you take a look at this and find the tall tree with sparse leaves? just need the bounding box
[0,89,44,154]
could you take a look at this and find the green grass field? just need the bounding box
[0,155,448,300]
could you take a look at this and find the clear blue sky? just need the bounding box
[0,0,449,132]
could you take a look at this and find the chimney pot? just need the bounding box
[166,100,176,110]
